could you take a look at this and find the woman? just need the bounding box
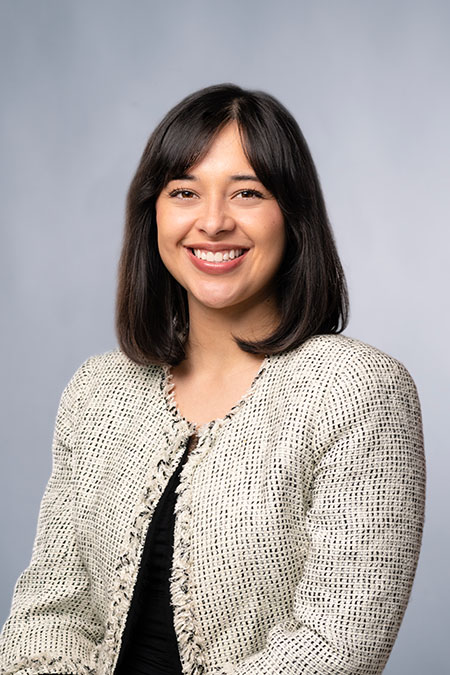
[0,83,426,674]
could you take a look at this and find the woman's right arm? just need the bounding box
[0,356,103,675]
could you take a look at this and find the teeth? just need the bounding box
[193,248,244,262]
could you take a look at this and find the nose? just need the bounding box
[196,196,236,237]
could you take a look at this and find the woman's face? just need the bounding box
[155,121,285,316]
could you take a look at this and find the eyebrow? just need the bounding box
[169,173,260,182]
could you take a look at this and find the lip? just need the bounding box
[185,246,249,274]
[184,244,250,252]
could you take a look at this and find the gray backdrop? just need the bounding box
[1,1,448,672]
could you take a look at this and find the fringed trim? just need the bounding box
[162,363,180,415]
[95,424,191,674]
[169,419,251,675]
[169,432,213,675]
[1,653,95,674]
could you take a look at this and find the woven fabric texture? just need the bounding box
[0,334,426,675]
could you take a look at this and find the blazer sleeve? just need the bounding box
[215,349,426,675]
[0,356,103,675]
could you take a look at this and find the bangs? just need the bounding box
[152,110,236,190]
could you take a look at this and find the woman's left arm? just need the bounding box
[214,348,426,674]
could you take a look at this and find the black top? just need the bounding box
[114,436,196,675]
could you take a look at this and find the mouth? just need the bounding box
[189,247,247,262]
[185,246,250,274]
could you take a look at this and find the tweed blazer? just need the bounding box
[0,334,426,675]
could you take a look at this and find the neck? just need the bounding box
[181,295,279,375]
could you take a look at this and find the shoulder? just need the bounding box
[274,334,421,420]
[282,333,416,388]
[292,335,421,431]
[62,347,163,402]
[74,347,160,376]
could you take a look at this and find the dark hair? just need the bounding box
[115,83,349,366]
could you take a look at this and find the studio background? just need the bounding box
[1,1,448,673]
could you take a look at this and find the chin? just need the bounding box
[198,299,240,310]
[190,291,246,310]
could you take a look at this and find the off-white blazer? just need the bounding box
[0,334,426,674]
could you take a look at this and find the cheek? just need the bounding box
[259,213,285,253]
[155,205,175,252]
[156,206,191,247]
[155,212,174,271]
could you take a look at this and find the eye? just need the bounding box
[167,187,265,200]
[235,189,264,199]
[168,188,197,199]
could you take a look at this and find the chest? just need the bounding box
[169,366,265,428]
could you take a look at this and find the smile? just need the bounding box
[193,248,245,262]
[185,247,249,274]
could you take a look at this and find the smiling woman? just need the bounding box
[115,83,348,369]
[0,84,425,675]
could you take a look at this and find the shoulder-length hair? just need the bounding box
[115,83,349,366]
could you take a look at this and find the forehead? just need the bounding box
[186,122,252,174]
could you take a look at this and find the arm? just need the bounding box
[216,349,426,674]
[0,356,103,675]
